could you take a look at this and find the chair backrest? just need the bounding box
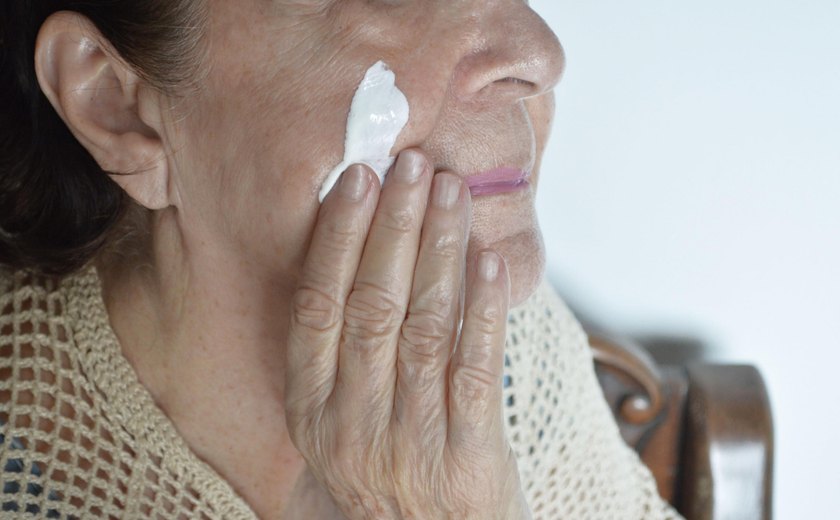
[588,330,774,520]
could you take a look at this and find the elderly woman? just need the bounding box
[0,1,683,519]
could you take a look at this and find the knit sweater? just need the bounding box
[0,266,683,519]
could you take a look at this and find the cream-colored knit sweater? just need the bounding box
[0,266,684,519]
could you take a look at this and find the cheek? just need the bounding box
[169,73,352,273]
[526,93,555,160]
[194,35,360,206]
[524,93,555,193]
[392,68,452,152]
[174,12,440,266]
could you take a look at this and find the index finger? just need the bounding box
[284,164,378,419]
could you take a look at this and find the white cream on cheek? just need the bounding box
[318,61,411,203]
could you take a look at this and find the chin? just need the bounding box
[498,228,546,308]
[468,225,546,309]
[466,184,546,308]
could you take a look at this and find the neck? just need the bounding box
[97,207,308,519]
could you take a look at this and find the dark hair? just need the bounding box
[0,1,205,275]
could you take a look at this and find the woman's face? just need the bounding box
[168,0,564,306]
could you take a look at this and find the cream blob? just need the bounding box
[318,61,411,202]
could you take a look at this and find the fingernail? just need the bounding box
[393,150,426,184]
[478,251,500,282]
[432,174,461,209]
[339,165,368,201]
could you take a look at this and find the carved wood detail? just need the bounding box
[587,329,774,520]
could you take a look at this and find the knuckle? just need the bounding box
[398,321,449,389]
[451,364,498,403]
[401,307,452,349]
[322,216,361,250]
[428,231,463,262]
[344,283,404,338]
[291,286,343,332]
[457,339,496,372]
[413,282,458,319]
[379,205,419,234]
[399,293,456,383]
[465,300,503,335]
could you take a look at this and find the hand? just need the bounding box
[283,149,530,520]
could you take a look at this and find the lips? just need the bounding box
[465,167,531,196]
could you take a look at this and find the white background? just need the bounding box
[531,1,839,518]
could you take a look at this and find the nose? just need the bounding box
[451,2,565,104]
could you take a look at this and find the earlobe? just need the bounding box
[34,11,172,210]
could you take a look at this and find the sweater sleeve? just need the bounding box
[501,279,685,519]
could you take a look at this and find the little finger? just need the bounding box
[446,250,510,455]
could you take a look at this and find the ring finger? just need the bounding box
[393,172,470,447]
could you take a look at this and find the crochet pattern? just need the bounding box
[1,267,683,519]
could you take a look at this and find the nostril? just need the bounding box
[499,77,535,87]
[478,76,538,100]
[453,7,564,101]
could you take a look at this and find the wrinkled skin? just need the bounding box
[174,2,563,517]
[37,0,565,518]
[176,0,563,308]
[283,152,529,519]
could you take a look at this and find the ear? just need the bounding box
[34,11,173,210]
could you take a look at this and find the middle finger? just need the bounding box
[332,149,433,433]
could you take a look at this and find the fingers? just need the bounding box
[286,148,522,518]
[447,251,510,455]
[288,147,511,465]
[332,150,433,433]
[285,164,378,421]
[393,172,470,444]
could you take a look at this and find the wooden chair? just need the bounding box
[588,329,774,520]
